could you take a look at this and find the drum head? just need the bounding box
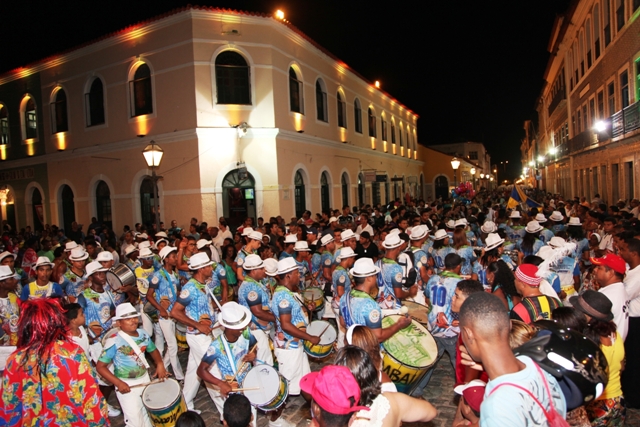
[381,315,437,369]
[307,320,337,345]
[101,328,120,347]
[402,301,429,324]
[143,378,181,409]
[303,288,323,299]
[106,271,123,291]
[242,365,280,406]
[137,278,149,296]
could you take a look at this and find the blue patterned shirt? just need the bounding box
[238,276,273,330]
[270,286,308,349]
[376,258,404,309]
[426,271,462,338]
[332,266,352,297]
[339,289,382,329]
[148,268,180,312]
[176,278,217,334]
[201,330,256,383]
[78,287,116,339]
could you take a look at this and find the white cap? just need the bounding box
[243,254,264,270]
[350,258,380,278]
[294,241,310,252]
[85,260,108,277]
[114,302,141,320]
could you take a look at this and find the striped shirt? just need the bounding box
[510,295,562,324]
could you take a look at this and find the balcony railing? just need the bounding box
[548,88,566,117]
[556,100,640,158]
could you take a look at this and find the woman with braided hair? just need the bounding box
[1,298,108,426]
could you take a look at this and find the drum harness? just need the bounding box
[117,331,151,369]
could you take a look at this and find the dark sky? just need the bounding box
[2,0,571,179]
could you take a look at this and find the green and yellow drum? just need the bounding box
[142,378,186,426]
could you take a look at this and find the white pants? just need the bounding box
[116,372,152,427]
[158,317,184,380]
[274,345,310,395]
[250,329,273,366]
[332,303,346,349]
[183,333,214,410]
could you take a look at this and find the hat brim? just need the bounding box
[382,242,403,249]
[160,247,178,260]
[219,306,252,330]
[484,239,505,251]
[589,257,625,275]
[410,232,428,241]
[69,254,89,261]
[243,263,265,270]
[569,295,614,322]
[35,262,55,269]
[189,260,215,270]
[114,312,142,320]
[526,227,543,234]
[350,265,381,277]
[0,253,17,262]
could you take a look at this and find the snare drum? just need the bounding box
[302,288,324,311]
[381,315,437,394]
[402,301,431,328]
[303,320,337,358]
[175,323,188,350]
[142,378,186,426]
[242,365,289,411]
[106,264,136,292]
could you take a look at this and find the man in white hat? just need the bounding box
[318,234,336,287]
[97,302,169,427]
[279,234,298,261]
[332,229,357,272]
[293,241,312,290]
[377,233,418,309]
[409,225,432,302]
[147,245,185,381]
[339,258,411,342]
[19,257,63,301]
[59,247,89,302]
[195,301,271,426]
[236,230,263,283]
[237,254,275,367]
[0,265,20,346]
[78,261,117,341]
[0,251,27,290]
[332,247,357,347]
[270,258,320,396]
[549,210,566,235]
[170,252,220,411]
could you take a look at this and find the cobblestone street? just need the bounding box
[109,347,640,426]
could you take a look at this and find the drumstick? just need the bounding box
[229,344,259,384]
[129,378,164,389]
[232,387,260,392]
[317,323,331,339]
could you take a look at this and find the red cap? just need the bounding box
[454,380,486,413]
[515,264,542,287]
[300,366,370,415]
[590,253,626,275]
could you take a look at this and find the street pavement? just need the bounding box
[109,346,640,427]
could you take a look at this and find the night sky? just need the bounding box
[2,0,571,179]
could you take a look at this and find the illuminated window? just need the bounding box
[368,108,376,138]
[354,98,362,133]
[50,88,68,133]
[0,105,8,145]
[215,51,251,105]
[130,63,153,117]
[25,98,37,139]
[316,79,327,122]
[86,78,105,127]
[337,92,346,128]
[399,126,403,147]
[289,67,304,114]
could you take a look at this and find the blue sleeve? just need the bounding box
[52,284,64,297]
[276,295,293,316]
[19,286,29,301]
[551,276,561,293]
[77,293,87,309]
[362,301,382,329]
[390,265,404,289]
[573,262,580,276]
[98,341,117,364]
[176,284,195,307]
[245,286,263,307]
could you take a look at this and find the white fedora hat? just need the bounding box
[382,233,403,249]
[114,302,141,320]
[480,221,497,234]
[159,246,177,261]
[484,233,505,251]
[243,254,264,270]
[525,221,543,234]
[219,302,252,330]
[277,257,298,275]
[433,229,448,241]
[535,213,547,223]
[294,241,311,252]
[188,252,214,270]
[350,258,380,278]
[69,247,89,261]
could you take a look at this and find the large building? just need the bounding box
[528,0,640,202]
[0,6,424,233]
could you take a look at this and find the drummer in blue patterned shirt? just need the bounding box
[146,245,185,381]
[332,247,357,348]
[377,233,418,310]
[235,231,263,283]
[270,257,320,396]
[237,254,276,366]
[170,252,220,411]
[339,258,411,343]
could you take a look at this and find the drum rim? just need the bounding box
[142,378,182,410]
[258,375,288,410]
[242,365,281,406]
[381,315,437,369]
[306,320,337,345]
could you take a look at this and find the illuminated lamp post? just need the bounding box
[451,157,461,188]
[142,141,164,234]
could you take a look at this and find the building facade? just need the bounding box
[0,7,424,233]
[530,0,640,202]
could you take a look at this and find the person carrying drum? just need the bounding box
[196,302,278,427]
[270,258,320,397]
[332,247,357,348]
[97,302,170,427]
[376,233,419,310]
[59,247,89,303]
[293,241,312,291]
[408,225,432,305]
[147,245,185,382]
[19,257,64,300]
[339,258,411,343]
[235,231,263,283]
[237,254,275,366]
[170,252,220,411]
[318,234,336,289]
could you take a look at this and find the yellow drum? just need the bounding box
[303,320,337,358]
[175,323,188,350]
[402,301,431,328]
[381,315,438,394]
[142,378,186,426]
[302,288,325,311]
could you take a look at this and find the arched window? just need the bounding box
[368,108,376,137]
[337,92,346,128]
[579,31,585,77]
[372,180,380,206]
[585,19,592,68]
[215,51,251,105]
[130,63,153,117]
[320,172,330,212]
[24,97,38,140]
[140,176,158,227]
[294,171,306,218]
[384,177,390,204]
[0,105,9,145]
[60,185,75,235]
[341,173,349,208]
[381,114,387,141]
[391,121,396,144]
[222,169,256,230]
[399,125,403,147]
[31,188,44,231]
[86,78,105,126]
[593,4,601,59]
[96,180,112,229]
[354,98,362,133]
[316,79,327,122]
[289,67,303,114]
[51,88,68,133]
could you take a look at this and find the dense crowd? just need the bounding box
[1,186,639,427]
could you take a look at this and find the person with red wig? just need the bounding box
[1,298,109,426]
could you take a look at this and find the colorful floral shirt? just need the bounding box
[176,278,217,334]
[99,329,156,379]
[238,276,272,330]
[148,268,180,313]
[270,286,308,349]
[201,330,257,383]
[59,268,86,299]
[78,287,116,339]
[0,293,20,346]
[2,340,109,426]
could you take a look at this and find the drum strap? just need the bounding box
[117,331,150,369]
[220,335,238,376]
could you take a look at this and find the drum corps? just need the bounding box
[1,188,639,427]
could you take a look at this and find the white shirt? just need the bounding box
[356,224,373,236]
[599,282,630,341]
[599,234,614,252]
[624,264,640,317]
[72,325,90,356]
